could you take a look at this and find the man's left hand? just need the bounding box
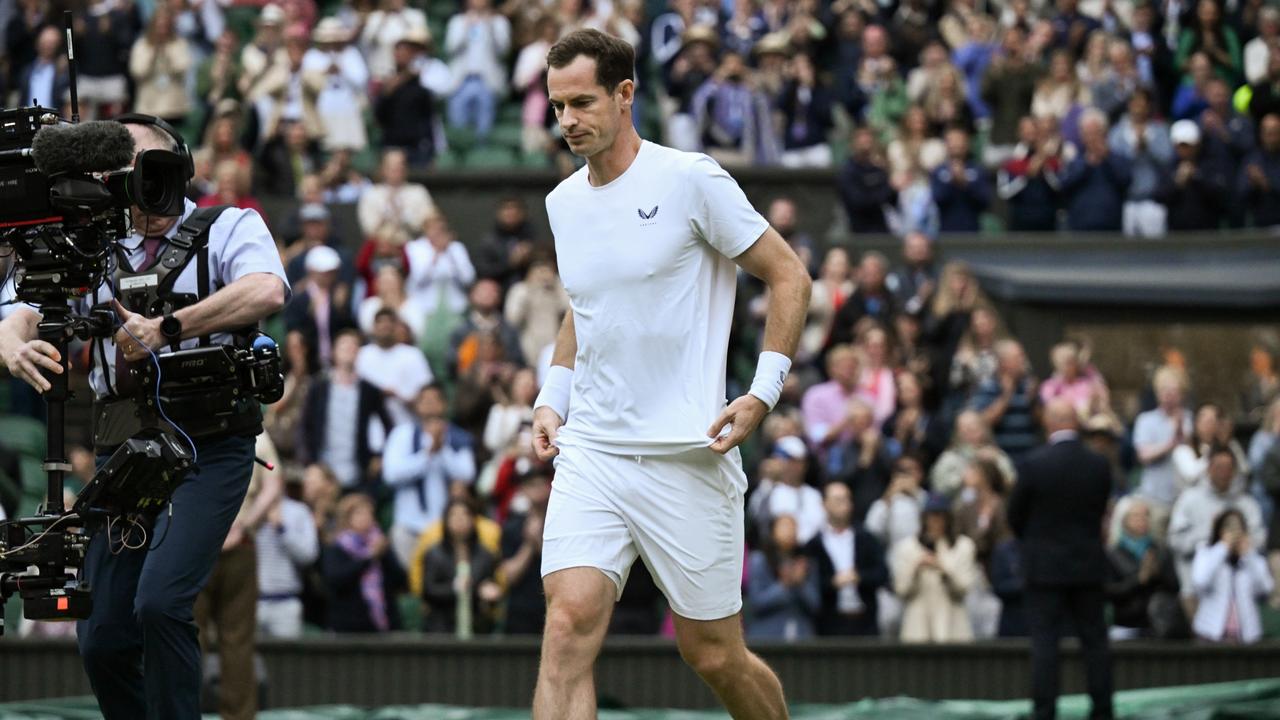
[707,394,768,454]
[112,300,165,362]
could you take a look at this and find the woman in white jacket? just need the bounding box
[1191,509,1274,643]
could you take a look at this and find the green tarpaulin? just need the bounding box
[3,680,1280,719]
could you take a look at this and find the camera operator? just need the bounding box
[0,117,288,720]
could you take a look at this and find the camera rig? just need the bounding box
[0,13,282,635]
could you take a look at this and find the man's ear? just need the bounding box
[616,79,636,109]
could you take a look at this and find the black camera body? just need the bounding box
[0,97,242,632]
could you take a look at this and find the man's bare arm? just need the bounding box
[732,227,811,361]
[707,226,811,453]
[174,273,288,339]
[116,274,288,360]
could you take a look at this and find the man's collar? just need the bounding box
[121,199,196,250]
[1049,429,1079,444]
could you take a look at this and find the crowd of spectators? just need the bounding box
[2,0,1280,644]
[9,0,1280,234]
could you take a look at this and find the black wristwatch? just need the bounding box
[160,314,182,342]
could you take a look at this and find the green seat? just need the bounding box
[497,102,523,125]
[465,146,517,168]
[444,125,478,155]
[432,148,464,170]
[489,121,524,151]
[398,593,423,632]
[0,414,46,459]
[520,150,552,169]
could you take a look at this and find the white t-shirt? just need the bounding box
[768,484,826,544]
[546,141,768,455]
[355,343,433,427]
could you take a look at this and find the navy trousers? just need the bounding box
[77,433,255,720]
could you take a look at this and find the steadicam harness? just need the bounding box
[93,206,266,449]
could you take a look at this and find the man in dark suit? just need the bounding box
[298,329,393,494]
[1009,399,1114,720]
[804,480,889,636]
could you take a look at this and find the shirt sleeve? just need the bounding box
[212,208,291,299]
[687,155,769,259]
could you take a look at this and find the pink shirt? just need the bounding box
[801,380,877,447]
[1038,369,1106,414]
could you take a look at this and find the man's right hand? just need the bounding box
[532,406,563,461]
[3,339,62,393]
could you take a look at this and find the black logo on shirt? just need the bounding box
[637,206,659,220]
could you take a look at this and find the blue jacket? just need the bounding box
[1060,153,1132,231]
[930,162,991,233]
[1236,148,1280,227]
[745,550,821,640]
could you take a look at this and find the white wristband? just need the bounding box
[535,365,573,420]
[747,351,791,411]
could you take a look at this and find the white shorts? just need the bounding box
[541,443,747,621]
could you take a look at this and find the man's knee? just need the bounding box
[79,622,135,673]
[543,596,609,647]
[678,636,742,683]
[135,589,189,629]
[540,573,613,671]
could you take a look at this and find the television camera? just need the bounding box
[0,14,283,635]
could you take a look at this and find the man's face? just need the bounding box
[373,315,397,345]
[332,334,359,368]
[311,268,337,291]
[548,55,630,160]
[860,257,886,290]
[1081,118,1107,152]
[1206,81,1230,110]
[415,388,446,420]
[302,218,329,242]
[498,201,525,228]
[903,234,932,266]
[1123,504,1150,537]
[945,129,969,159]
[393,41,418,69]
[36,27,60,60]
[852,129,876,158]
[828,352,859,387]
[470,280,501,313]
[1263,116,1280,152]
[382,151,408,185]
[862,26,886,58]
[1208,454,1235,493]
[768,200,796,234]
[823,482,853,526]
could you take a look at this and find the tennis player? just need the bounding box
[530,29,811,720]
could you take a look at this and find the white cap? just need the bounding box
[772,435,808,461]
[299,203,329,222]
[1170,119,1201,146]
[305,245,342,273]
[261,4,285,25]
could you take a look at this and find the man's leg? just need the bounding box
[1069,587,1114,720]
[76,522,148,720]
[135,434,255,720]
[673,613,788,720]
[532,567,616,720]
[213,542,258,720]
[1025,588,1066,720]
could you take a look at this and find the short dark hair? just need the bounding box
[1208,444,1237,465]
[546,29,634,93]
[373,307,399,323]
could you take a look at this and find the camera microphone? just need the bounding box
[30,121,135,176]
